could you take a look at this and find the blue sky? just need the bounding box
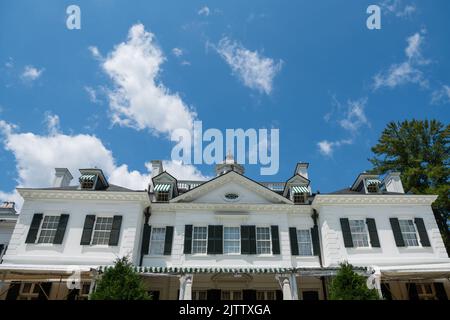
[0,0,449,205]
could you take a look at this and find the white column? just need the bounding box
[179,274,193,300]
[368,266,383,299]
[290,273,299,300]
[276,274,293,300]
[184,275,193,300]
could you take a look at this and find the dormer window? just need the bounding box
[154,184,172,202]
[156,191,169,202]
[291,186,309,204]
[366,179,381,193]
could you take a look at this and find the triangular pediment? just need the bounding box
[170,171,291,204]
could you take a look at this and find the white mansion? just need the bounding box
[0,157,449,300]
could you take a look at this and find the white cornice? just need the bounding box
[312,194,438,206]
[17,188,150,203]
[152,202,312,213]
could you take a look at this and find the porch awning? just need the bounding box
[292,186,309,193]
[379,263,450,280]
[154,184,171,192]
[79,174,96,182]
[99,266,294,274]
[366,179,381,185]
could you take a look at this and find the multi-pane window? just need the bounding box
[399,220,419,247]
[156,191,169,202]
[192,290,207,300]
[297,229,313,256]
[293,193,307,204]
[91,217,113,245]
[256,291,276,300]
[256,227,271,254]
[149,227,166,255]
[192,226,207,254]
[37,216,60,244]
[349,220,369,247]
[223,227,240,254]
[18,283,40,300]
[221,290,242,300]
[416,284,436,300]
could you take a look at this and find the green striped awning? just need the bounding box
[98,266,293,274]
[79,174,96,182]
[292,186,309,194]
[154,184,171,192]
[366,179,381,186]
[97,265,368,276]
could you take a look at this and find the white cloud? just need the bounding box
[380,0,416,18]
[0,117,207,210]
[84,86,101,104]
[198,6,210,16]
[431,85,450,105]
[88,46,102,59]
[318,97,368,157]
[339,98,369,132]
[161,160,209,181]
[99,23,196,137]
[172,47,183,57]
[216,37,283,95]
[317,139,353,157]
[373,31,429,90]
[21,65,44,81]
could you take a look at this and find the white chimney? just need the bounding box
[383,172,404,194]
[295,163,309,179]
[53,168,73,187]
[151,160,164,178]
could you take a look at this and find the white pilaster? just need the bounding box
[179,274,193,300]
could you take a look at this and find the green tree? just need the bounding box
[90,256,151,300]
[329,262,380,300]
[369,119,450,254]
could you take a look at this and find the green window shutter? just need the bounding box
[340,218,353,248]
[207,225,223,254]
[248,226,256,254]
[289,227,299,256]
[311,225,321,256]
[414,218,431,247]
[271,226,280,254]
[215,225,223,255]
[434,282,448,300]
[108,215,122,246]
[207,225,215,254]
[25,213,43,244]
[53,214,69,244]
[390,218,405,247]
[80,215,96,245]
[141,224,151,255]
[241,225,250,254]
[366,218,380,248]
[163,226,174,255]
[183,225,193,254]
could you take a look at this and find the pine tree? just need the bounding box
[369,119,450,254]
[329,262,380,300]
[90,256,151,300]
